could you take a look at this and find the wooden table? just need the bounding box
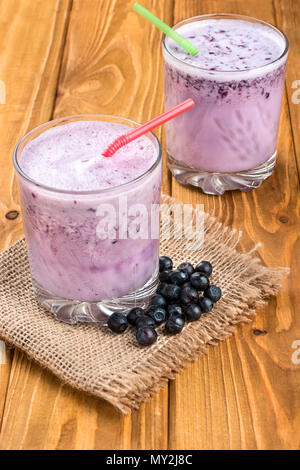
[0,0,299,450]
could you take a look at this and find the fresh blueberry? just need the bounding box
[190,272,209,291]
[204,285,222,302]
[157,283,169,296]
[136,327,158,346]
[159,270,173,283]
[198,297,214,313]
[164,284,182,301]
[168,304,183,317]
[159,256,173,272]
[178,262,194,276]
[185,303,202,321]
[180,286,199,306]
[127,307,145,326]
[136,315,156,329]
[107,312,128,334]
[165,315,185,334]
[150,294,168,308]
[170,269,189,286]
[195,261,213,277]
[181,281,192,290]
[146,306,166,325]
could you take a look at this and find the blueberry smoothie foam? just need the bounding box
[163,15,288,192]
[15,118,161,310]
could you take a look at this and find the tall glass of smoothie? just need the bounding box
[162,14,289,194]
[14,115,162,324]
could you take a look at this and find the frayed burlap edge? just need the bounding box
[0,194,289,413]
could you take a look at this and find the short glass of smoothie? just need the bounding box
[162,14,289,194]
[14,115,162,324]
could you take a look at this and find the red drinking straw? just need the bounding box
[102,99,195,157]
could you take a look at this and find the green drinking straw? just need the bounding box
[133,2,199,56]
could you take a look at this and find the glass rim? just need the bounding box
[13,114,162,196]
[162,13,289,75]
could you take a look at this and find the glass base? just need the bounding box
[167,151,276,195]
[32,272,158,325]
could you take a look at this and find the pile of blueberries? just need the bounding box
[107,256,222,347]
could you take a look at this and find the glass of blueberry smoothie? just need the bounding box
[162,14,289,194]
[14,115,162,324]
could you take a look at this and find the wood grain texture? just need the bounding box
[274,0,300,175]
[0,348,168,450]
[0,0,299,450]
[169,0,300,450]
[0,351,133,450]
[0,0,72,448]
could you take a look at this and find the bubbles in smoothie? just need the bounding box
[19,121,157,191]
[166,19,285,71]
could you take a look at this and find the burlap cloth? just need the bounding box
[0,195,288,413]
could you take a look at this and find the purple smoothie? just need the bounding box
[163,16,288,174]
[16,118,161,303]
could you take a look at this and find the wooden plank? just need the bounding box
[274,0,300,175]
[0,0,72,448]
[169,0,300,450]
[0,0,72,251]
[0,350,168,450]
[0,0,171,450]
